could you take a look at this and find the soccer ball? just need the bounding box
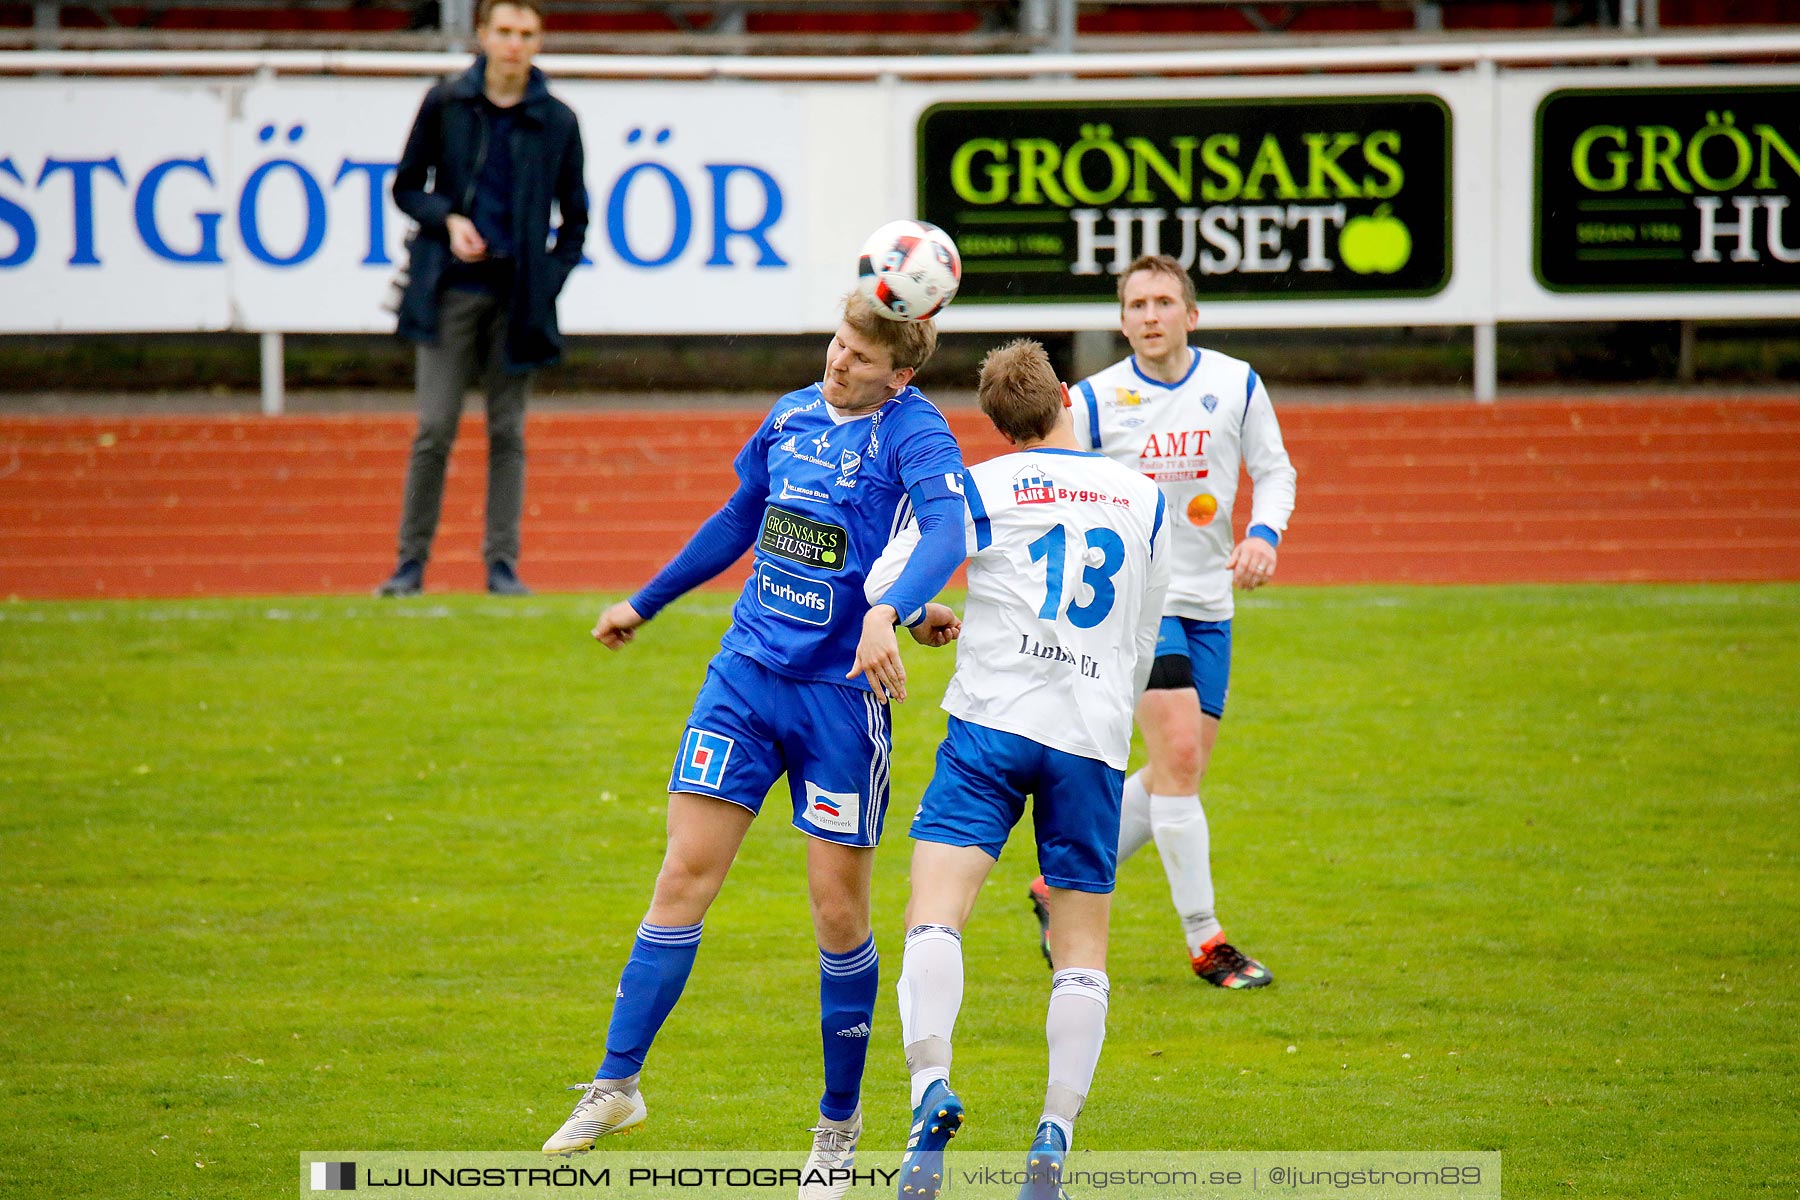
[856,219,962,322]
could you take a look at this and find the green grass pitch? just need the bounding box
[1,584,1796,1198]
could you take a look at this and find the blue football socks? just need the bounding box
[817,935,879,1121]
[596,920,704,1081]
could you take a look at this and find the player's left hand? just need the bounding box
[1228,538,1278,590]
[908,603,961,648]
[848,606,907,704]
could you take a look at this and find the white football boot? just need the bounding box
[541,1081,646,1153]
[797,1107,861,1200]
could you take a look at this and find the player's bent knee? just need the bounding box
[1045,886,1111,967]
[809,856,873,947]
[810,897,871,949]
[650,850,730,915]
[1155,742,1205,786]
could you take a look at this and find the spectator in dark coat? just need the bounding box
[378,0,587,598]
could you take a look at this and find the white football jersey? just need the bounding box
[1072,348,1296,622]
[868,448,1170,769]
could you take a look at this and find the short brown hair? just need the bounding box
[478,0,545,28]
[842,290,939,373]
[977,339,1063,444]
[1117,253,1197,310]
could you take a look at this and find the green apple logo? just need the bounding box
[1339,204,1413,275]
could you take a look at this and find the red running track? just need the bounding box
[2,397,1797,599]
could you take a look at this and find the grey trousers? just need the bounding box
[396,287,532,566]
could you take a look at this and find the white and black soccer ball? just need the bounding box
[856,219,962,323]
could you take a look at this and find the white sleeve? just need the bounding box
[863,520,921,607]
[1242,373,1297,536]
[863,479,977,607]
[1132,506,1173,697]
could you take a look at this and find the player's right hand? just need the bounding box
[447,214,487,263]
[908,602,961,648]
[848,606,907,704]
[592,600,646,650]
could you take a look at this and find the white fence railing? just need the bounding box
[2,32,1798,410]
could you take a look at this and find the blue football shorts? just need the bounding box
[668,649,892,848]
[1148,616,1233,718]
[911,716,1125,894]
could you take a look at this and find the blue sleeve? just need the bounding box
[877,480,965,627]
[1075,380,1101,450]
[893,405,966,493]
[731,418,772,497]
[630,478,764,619]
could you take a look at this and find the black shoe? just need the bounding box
[376,559,424,597]
[487,559,532,596]
[1191,933,1274,989]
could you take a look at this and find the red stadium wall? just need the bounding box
[2,397,1797,600]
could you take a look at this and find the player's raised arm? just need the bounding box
[864,470,976,640]
[596,475,764,648]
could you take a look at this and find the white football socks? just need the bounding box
[898,923,963,1107]
[1116,769,1154,861]
[1149,790,1221,951]
[1042,967,1110,1150]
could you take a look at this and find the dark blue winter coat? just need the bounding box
[392,58,588,372]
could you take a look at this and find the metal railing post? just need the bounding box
[1020,0,1051,51]
[1475,56,1500,403]
[1054,0,1076,55]
[441,0,475,52]
[261,332,285,416]
[1473,323,1496,403]
[32,1,57,50]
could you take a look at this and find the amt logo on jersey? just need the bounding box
[1141,428,1210,458]
[1139,428,1212,482]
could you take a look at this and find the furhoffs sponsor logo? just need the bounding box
[755,563,833,626]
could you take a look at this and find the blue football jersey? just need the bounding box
[718,383,965,688]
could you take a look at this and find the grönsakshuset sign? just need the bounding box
[1535,85,1800,293]
[917,96,1451,304]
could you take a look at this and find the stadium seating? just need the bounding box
[4,0,1795,54]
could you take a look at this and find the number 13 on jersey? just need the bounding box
[1028,523,1125,628]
